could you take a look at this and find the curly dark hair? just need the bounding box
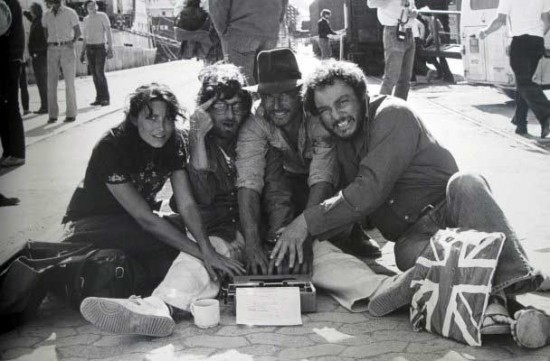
[30,2,43,18]
[197,63,252,116]
[302,60,368,115]
[125,83,186,124]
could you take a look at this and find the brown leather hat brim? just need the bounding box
[244,79,303,94]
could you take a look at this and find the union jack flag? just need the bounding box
[409,228,505,346]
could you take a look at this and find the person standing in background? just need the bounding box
[19,58,29,115]
[479,0,550,138]
[24,2,48,114]
[368,0,417,100]
[42,0,80,123]
[209,0,287,85]
[80,0,112,107]
[318,9,337,60]
[0,0,26,168]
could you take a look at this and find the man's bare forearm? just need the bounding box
[238,187,263,246]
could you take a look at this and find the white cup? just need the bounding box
[190,299,220,328]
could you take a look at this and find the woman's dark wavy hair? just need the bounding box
[302,60,368,116]
[30,2,43,18]
[197,63,252,116]
[124,83,186,124]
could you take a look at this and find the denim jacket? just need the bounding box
[304,95,459,241]
[235,104,337,194]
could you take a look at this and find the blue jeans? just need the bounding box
[86,44,110,102]
[380,26,416,100]
[394,172,542,295]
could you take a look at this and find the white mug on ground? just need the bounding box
[190,299,220,328]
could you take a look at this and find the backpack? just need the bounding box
[52,248,148,310]
[0,242,147,331]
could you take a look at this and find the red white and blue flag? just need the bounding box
[410,228,505,346]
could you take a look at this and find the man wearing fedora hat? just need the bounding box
[236,48,381,276]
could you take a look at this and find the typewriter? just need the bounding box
[221,274,317,313]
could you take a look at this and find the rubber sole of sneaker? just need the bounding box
[367,268,415,317]
[80,298,175,337]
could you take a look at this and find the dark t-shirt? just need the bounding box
[63,121,187,222]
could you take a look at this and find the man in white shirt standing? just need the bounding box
[81,0,112,106]
[479,0,550,138]
[368,0,417,100]
[42,0,80,123]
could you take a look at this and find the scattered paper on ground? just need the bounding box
[313,327,354,343]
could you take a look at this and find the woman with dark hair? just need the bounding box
[79,69,251,337]
[62,82,244,297]
[24,2,48,114]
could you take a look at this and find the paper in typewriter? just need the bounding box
[236,287,302,326]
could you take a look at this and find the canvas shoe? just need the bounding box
[80,295,175,337]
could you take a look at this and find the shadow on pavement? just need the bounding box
[25,122,67,138]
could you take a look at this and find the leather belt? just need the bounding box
[48,40,73,46]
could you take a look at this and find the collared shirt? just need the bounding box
[83,12,110,45]
[303,96,459,241]
[235,103,337,194]
[497,0,550,38]
[186,133,240,242]
[42,5,79,43]
[367,0,415,28]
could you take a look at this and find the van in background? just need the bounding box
[462,0,550,98]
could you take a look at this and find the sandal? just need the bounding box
[481,301,512,335]
[513,307,550,349]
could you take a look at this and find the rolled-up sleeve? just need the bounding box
[235,115,269,193]
[304,105,421,236]
[307,116,338,187]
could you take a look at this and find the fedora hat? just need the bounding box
[246,48,303,94]
[0,0,12,37]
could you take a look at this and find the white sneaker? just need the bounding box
[80,296,175,337]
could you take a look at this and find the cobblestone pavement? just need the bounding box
[2,51,550,360]
[2,292,549,361]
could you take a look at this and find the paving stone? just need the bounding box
[252,356,278,361]
[246,333,314,347]
[204,349,254,360]
[76,324,117,336]
[22,327,77,339]
[406,338,470,354]
[1,347,34,360]
[94,334,156,347]
[57,340,158,359]
[0,344,57,361]
[53,333,101,347]
[215,325,276,336]
[341,340,408,358]
[315,295,340,312]
[313,356,356,361]
[0,335,41,349]
[276,323,328,336]
[307,312,366,324]
[277,344,345,360]
[372,330,438,342]
[183,335,249,349]
[339,319,401,335]
[309,333,373,346]
[237,344,280,356]
[508,356,550,361]
[174,347,216,359]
